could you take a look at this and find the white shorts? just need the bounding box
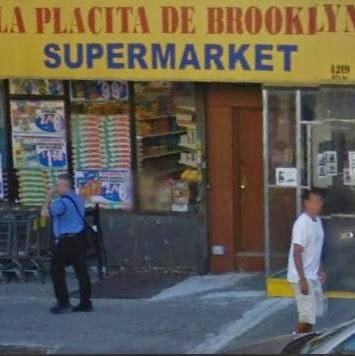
[292,278,324,325]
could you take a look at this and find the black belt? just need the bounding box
[55,233,81,244]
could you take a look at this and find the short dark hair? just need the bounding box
[57,173,73,188]
[302,188,322,201]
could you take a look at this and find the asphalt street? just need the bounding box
[1,273,355,354]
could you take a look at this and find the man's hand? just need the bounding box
[318,268,326,285]
[46,186,56,201]
[41,206,50,217]
[299,278,309,295]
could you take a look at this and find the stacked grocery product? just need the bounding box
[71,114,131,170]
[101,115,131,169]
[17,169,66,205]
[70,81,132,210]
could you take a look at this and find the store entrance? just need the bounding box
[207,84,263,273]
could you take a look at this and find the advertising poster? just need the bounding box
[317,153,327,178]
[9,79,63,95]
[276,167,297,187]
[0,153,3,199]
[75,169,132,208]
[10,100,66,137]
[344,169,355,186]
[13,136,67,169]
[71,81,128,101]
[325,151,338,176]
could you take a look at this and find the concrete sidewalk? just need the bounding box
[1,273,355,354]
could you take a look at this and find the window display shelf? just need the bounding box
[137,114,174,121]
[179,143,201,151]
[137,130,186,140]
[141,150,182,160]
[179,160,200,168]
[177,122,196,129]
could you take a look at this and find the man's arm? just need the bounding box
[293,243,309,295]
[318,263,326,284]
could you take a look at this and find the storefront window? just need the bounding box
[70,80,132,210]
[301,88,355,215]
[135,82,202,212]
[9,80,68,206]
[266,87,355,277]
[266,90,297,273]
[0,81,7,201]
[267,91,296,185]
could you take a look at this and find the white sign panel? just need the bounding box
[276,168,297,187]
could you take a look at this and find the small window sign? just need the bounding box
[276,168,297,187]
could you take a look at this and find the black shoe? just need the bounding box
[50,303,71,314]
[72,303,93,312]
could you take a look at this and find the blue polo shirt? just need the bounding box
[50,190,85,239]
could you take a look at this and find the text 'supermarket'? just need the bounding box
[43,43,298,71]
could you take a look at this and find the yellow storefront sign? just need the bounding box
[0,0,355,83]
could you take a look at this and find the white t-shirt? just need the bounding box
[287,213,324,283]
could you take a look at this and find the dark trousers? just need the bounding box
[51,235,92,306]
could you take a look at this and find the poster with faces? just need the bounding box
[318,151,338,178]
[343,169,355,186]
[325,151,338,176]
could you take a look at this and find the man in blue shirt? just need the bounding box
[42,173,92,314]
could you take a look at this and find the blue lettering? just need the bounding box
[255,44,273,71]
[180,44,201,70]
[107,43,124,69]
[87,43,104,69]
[128,43,148,69]
[277,44,298,72]
[151,44,176,69]
[43,44,61,69]
[228,44,250,70]
[64,43,83,69]
[204,44,224,70]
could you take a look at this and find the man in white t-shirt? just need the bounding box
[287,189,326,334]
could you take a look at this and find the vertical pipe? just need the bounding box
[262,89,270,282]
[296,90,302,215]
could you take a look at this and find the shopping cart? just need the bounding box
[0,210,46,283]
[0,213,15,282]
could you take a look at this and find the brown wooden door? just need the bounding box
[206,84,264,273]
[233,108,264,271]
